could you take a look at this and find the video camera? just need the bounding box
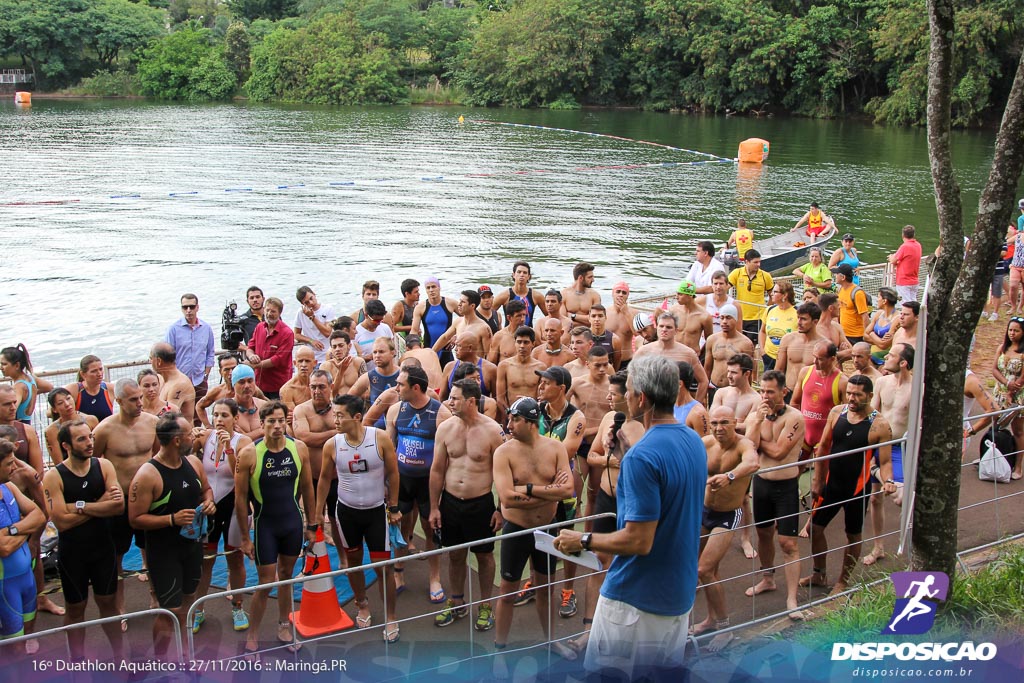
[221,301,246,352]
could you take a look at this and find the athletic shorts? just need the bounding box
[846,336,864,346]
[752,475,800,537]
[440,490,497,554]
[895,285,918,306]
[335,502,390,561]
[701,506,743,532]
[871,444,904,484]
[592,488,618,535]
[252,507,302,566]
[0,572,36,637]
[577,440,592,458]
[762,355,776,372]
[741,320,761,345]
[499,519,557,582]
[204,491,244,552]
[145,536,202,609]
[811,485,868,536]
[111,510,146,555]
[58,544,118,604]
[398,474,431,518]
[313,477,340,520]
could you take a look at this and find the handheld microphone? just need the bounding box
[610,411,626,451]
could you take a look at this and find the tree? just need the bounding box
[137,27,236,100]
[227,0,299,21]
[224,21,251,82]
[83,0,166,68]
[0,0,91,87]
[915,0,1024,577]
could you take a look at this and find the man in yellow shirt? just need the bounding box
[728,249,773,346]
[833,264,870,344]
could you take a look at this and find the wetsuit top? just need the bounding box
[0,483,31,579]
[76,381,114,421]
[395,398,442,477]
[447,358,489,397]
[538,401,580,442]
[56,459,109,547]
[836,247,861,285]
[368,367,400,429]
[10,421,30,464]
[400,302,415,331]
[334,428,386,510]
[673,400,700,425]
[202,431,243,503]
[827,408,876,496]
[593,329,615,358]
[482,312,501,336]
[249,437,302,520]
[505,287,536,327]
[800,367,842,448]
[147,456,203,544]
[14,377,36,423]
[870,312,895,364]
[422,299,453,351]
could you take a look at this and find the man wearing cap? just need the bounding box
[492,396,576,661]
[411,277,460,367]
[533,289,572,347]
[705,271,736,337]
[493,261,547,329]
[631,312,657,346]
[728,250,773,345]
[432,290,494,359]
[561,262,602,328]
[833,264,871,344]
[496,326,545,417]
[686,241,726,295]
[477,286,503,336]
[606,282,638,369]
[633,314,710,402]
[533,317,576,369]
[669,280,712,355]
[488,300,528,365]
[702,305,752,403]
[354,299,396,366]
[887,225,922,305]
[247,297,294,400]
[231,364,267,440]
[399,333,444,390]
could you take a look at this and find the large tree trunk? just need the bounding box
[914,0,1024,576]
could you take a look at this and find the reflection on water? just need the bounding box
[0,101,1005,369]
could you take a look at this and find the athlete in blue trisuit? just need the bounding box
[234,401,316,655]
[887,575,940,632]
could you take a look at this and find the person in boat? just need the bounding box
[792,203,836,239]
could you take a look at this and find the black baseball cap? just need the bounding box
[535,366,572,392]
[508,397,540,422]
[831,264,855,280]
[678,362,699,392]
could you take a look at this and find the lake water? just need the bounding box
[0,101,1011,370]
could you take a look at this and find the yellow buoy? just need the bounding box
[738,138,769,163]
[14,91,31,105]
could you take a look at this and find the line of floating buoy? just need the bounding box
[1,199,78,206]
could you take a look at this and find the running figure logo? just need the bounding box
[883,572,949,635]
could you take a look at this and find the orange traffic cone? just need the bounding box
[289,528,355,637]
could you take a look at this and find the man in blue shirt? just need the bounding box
[165,293,216,415]
[556,354,706,678]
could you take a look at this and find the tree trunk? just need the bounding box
[914,0,1024,577]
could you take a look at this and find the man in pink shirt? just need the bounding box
[888,225,922,304]
[245,297,295,400]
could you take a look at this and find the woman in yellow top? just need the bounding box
[792,247,833,294]
[758,281,798,372]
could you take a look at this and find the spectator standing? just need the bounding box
[887,225,923,304]
[165,294,215,408]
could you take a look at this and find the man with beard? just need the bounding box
[294,370,342,547]
[230,365,267,440]
[561,262,602,327]
[533,317,575,369]
[606,282,637,369]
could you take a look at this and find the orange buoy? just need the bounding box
[14,92,31,105]
[738,138,769,163]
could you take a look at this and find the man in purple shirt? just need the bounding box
[165,294,216,412]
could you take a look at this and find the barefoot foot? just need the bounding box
[745,578,777,597]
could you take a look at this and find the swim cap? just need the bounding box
[719,304,739,319]
[613,281,630,294]
[232,364,256,385]
[632,312,653,333]
[425,276,440,286]
[677,280,697,296]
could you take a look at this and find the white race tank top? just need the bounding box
[203,431,243,503]
[334,428,386,510]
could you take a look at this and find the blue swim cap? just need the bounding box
[232,364,256,385]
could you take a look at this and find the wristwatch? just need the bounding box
[387,505,400,514]
[7,526,18,536]
[580,532,593,551]
[76,500,86,513]
[726,471,736,482]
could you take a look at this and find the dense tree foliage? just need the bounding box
[1,0,1021,121]
[137,27,236,101]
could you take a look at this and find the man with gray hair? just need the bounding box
[633,312,709,402]
[554,355,707,678]
[150,342,196,425]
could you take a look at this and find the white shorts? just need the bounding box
[584,595,690,678]
[896,284,918,305]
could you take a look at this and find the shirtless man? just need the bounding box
[605,282,637,369]
[230,365,267,440]
[399,334,443,391]
[712,354,760,428]
[451,364,500,421]
[743,371,807,620]
[432,290,494,359]
[487,301,528,365]
[588,305,623,371]
[194,354,264,428]
[674,362,709,436]
[632,312,657,346]
[776,302,826,395]
[692,406,760,651]
[492,397,576,660]
[496,326,545,415]
[492,261,547,329]
[816,293,853,361]
[532,317,575,369]
[533,290,572,346]
[150,342,196,424]
[561,262,601,328]
[633,312,710,402]
[670,280,713,354]
[292,369,342,548]
[92,378,158,616]
[891,301,920,349]
[564,327,595,379]
[428,379,506,630]
[703,305,753,400]
[321,331,367,397]
[851,342,882,382]
[441,332,497,400]
[280,345,315,411]
[567,348,613,484]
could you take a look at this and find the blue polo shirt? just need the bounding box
[601,421,706,616]
[165,318,216,387]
